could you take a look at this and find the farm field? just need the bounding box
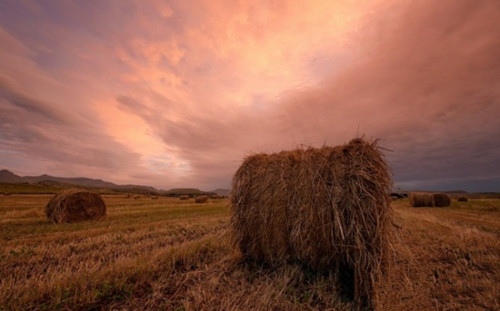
[0,195,499,310]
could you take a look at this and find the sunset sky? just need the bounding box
[1,0,499,192]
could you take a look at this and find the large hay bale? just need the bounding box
[45,189,106,223]
[409,192,433,207]
[195,195,208,203]
[432,193,451,207]
[230,138,392,310]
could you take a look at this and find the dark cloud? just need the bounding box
[0,79,69,124]
[266,0,500,191]
[0,79,142,176]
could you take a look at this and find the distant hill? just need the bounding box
[211,188,230,196]
[0,169,157,194]
[0,169,25,183]
[162,188,216,197]
[22,174,118,189]
[0,169,228,196]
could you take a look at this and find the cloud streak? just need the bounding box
[0,0,498,191]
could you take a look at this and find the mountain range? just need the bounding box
[0,169,230,195]
[0,169,157,192]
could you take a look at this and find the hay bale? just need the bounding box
[409,192,433,207]
[195,195,208,203]
[45,189,106,223]
[432,193,451,207]
[457,196,468,202]
[179,195,190,200]
[230,138,392,310]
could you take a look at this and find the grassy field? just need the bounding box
[0,195,498,310]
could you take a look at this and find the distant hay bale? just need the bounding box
[432,193,451,207]
[409,192,451,207]
[45,189,106,224]
[230,138,392,310]
[179,195,190,200]
[195,195,208,203]
[457,196,468,202]
[409,192,433,207]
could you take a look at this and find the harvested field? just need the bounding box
[0,195,498,310]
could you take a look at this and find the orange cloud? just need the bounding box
[1,0,499,191]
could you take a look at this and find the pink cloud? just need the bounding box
[0,0,498,191]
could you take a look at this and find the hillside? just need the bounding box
[0,169,25,183]
[211,188,231,196]
[0,169,157,194]
[0,169,228,196]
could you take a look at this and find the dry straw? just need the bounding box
[45,189,106,223]
[230,138,392,310]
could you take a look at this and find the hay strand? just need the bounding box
[230,138,392,310]
[45,189,106,223]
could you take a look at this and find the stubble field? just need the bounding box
[0,194,498,310]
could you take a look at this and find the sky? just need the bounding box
[0,0,499,192]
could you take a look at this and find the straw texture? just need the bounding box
[230,138,392,310]
[45,189,106,223]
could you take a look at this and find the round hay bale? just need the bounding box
[195,195,208,203]
[457,196,468,202]
[230,138,392,310]
[45,189,106,223]
[432,193,451,207]
[409,192,433,207]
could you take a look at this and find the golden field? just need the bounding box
[0,195,498,310]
